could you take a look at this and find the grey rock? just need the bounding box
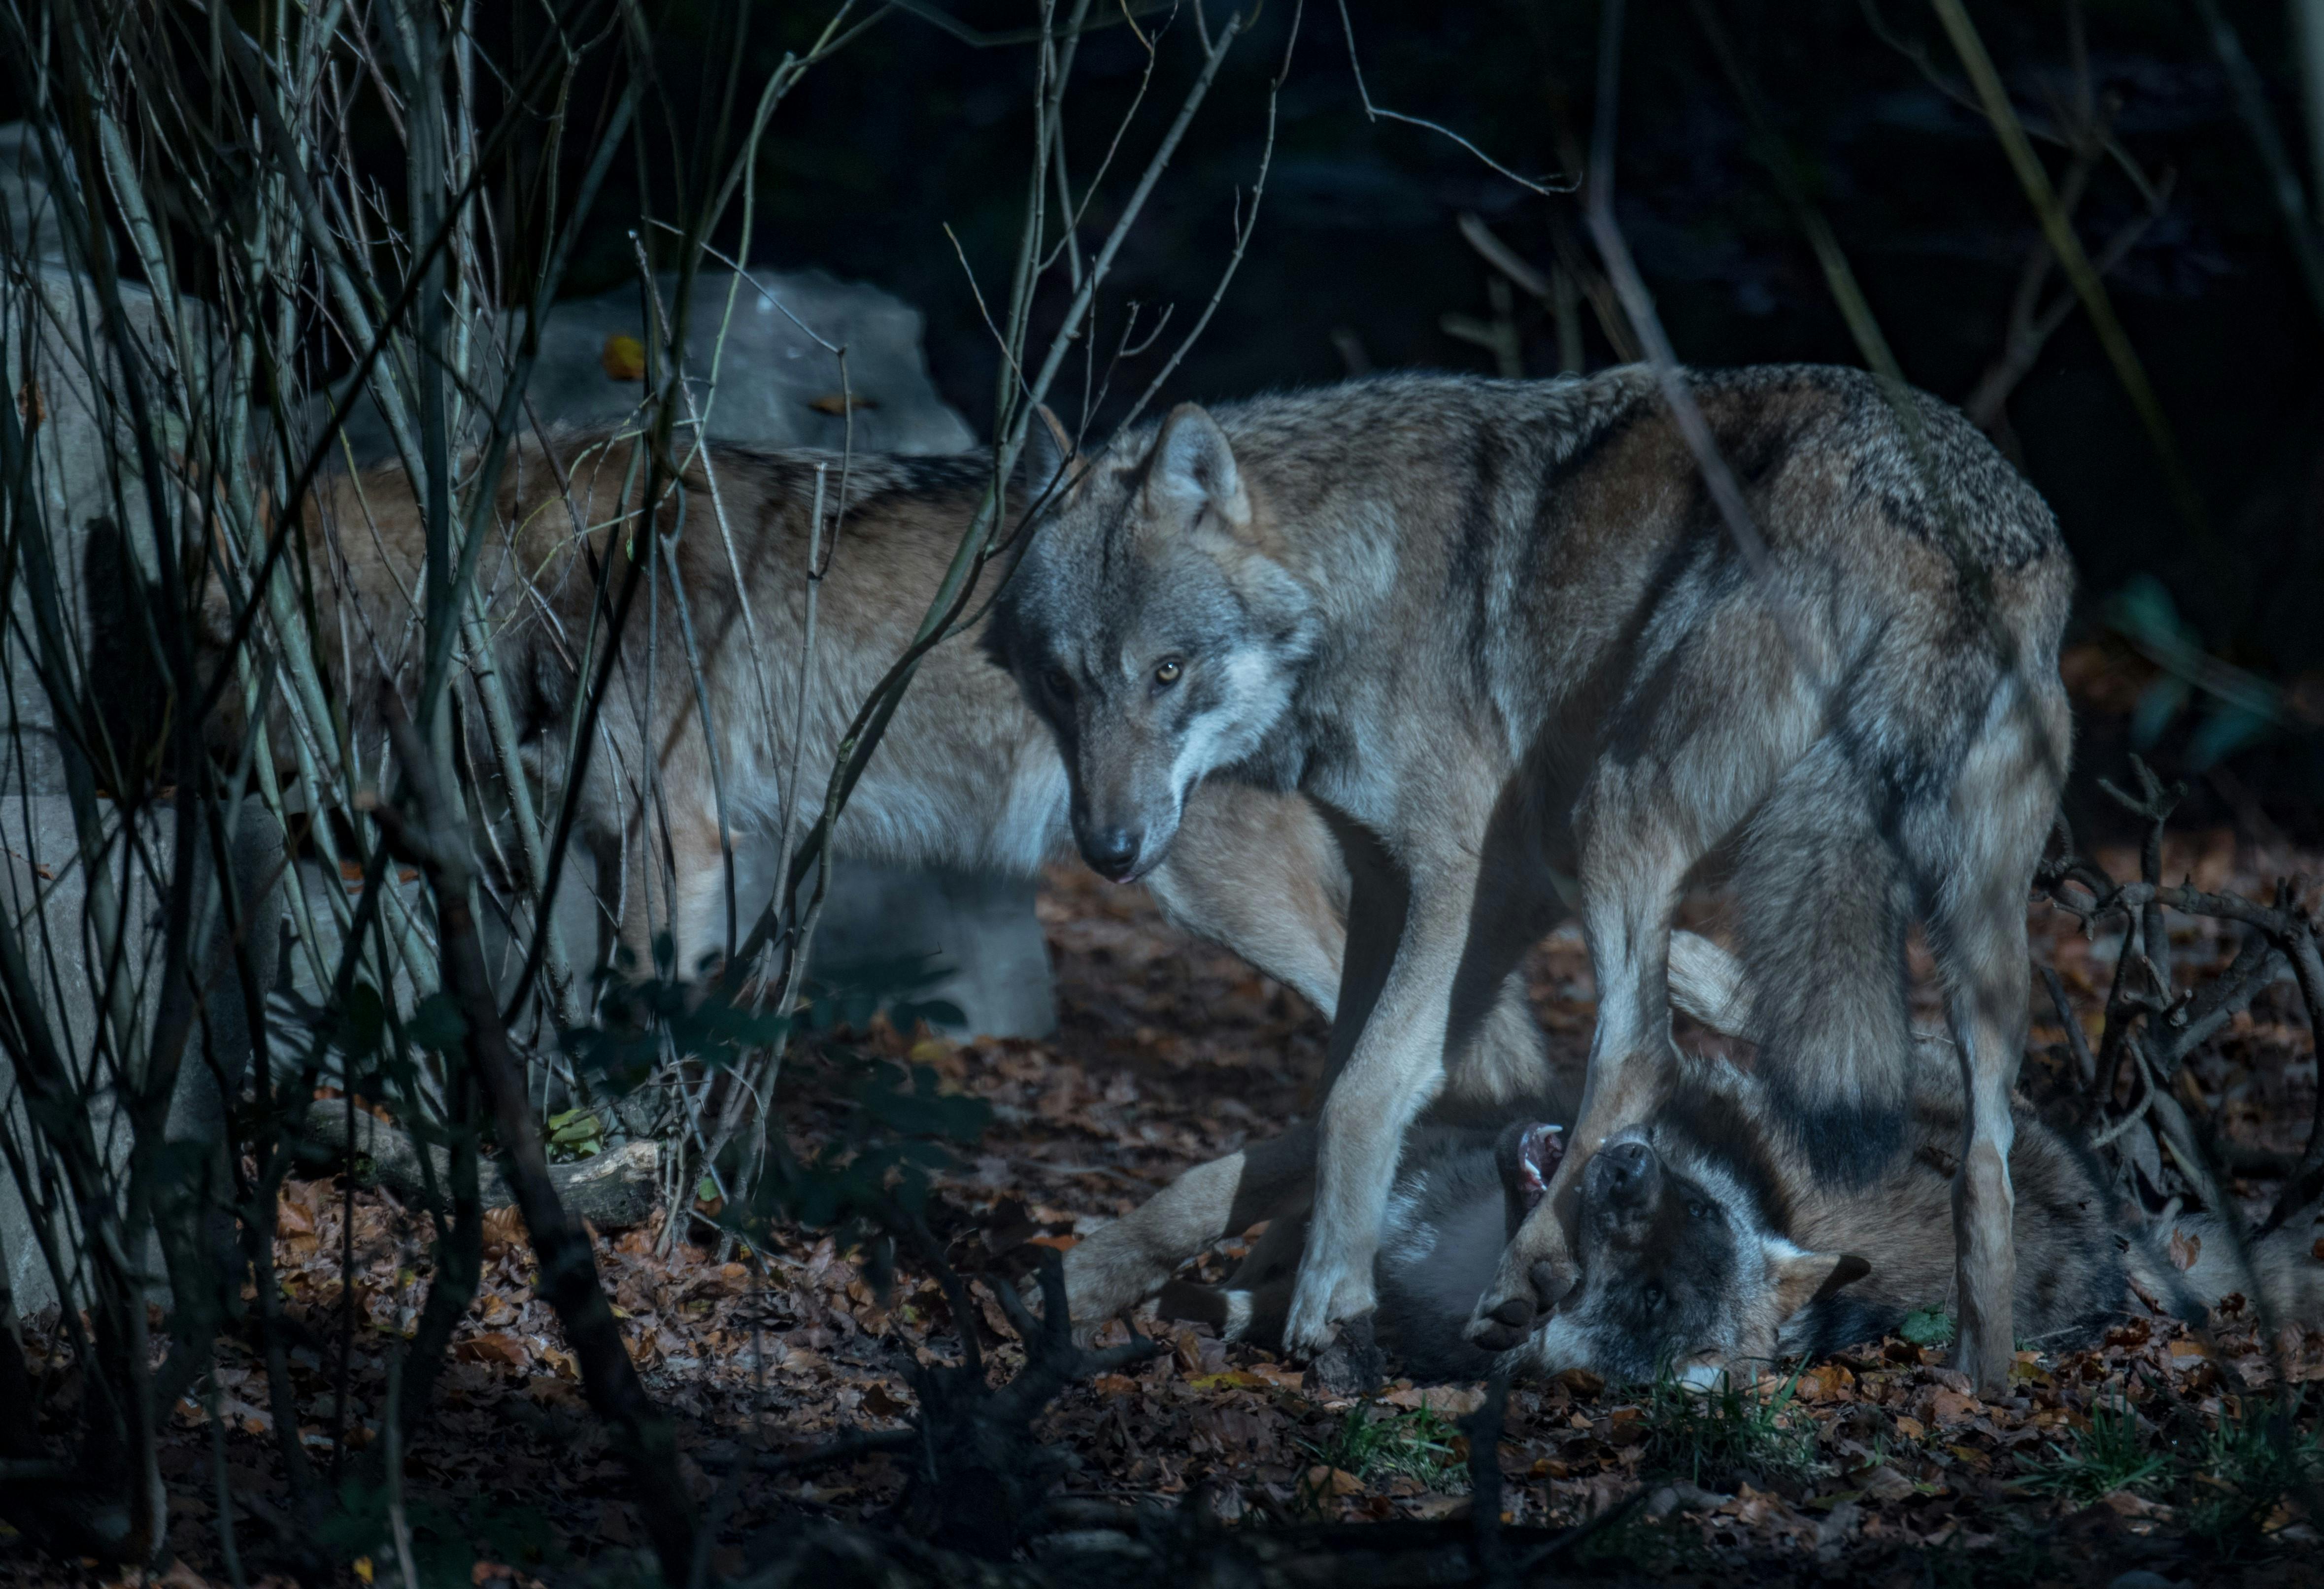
[0,795,282,1315]
[335,267,975,465]
[811,861,1056,1042]
[298,1099,661,1229]
[0,262,210,796]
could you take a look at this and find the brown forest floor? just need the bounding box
[6,827,2324,1588]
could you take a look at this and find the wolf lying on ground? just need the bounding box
[988,364,2074,1391]
[1161,1034,2324,1386]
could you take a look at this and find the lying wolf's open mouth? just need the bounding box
[1516,1123,1564,1213]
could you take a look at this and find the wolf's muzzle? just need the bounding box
[1588,1139,1659,1210]
[1081,824,1144,883]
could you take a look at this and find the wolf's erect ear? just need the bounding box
[1022,403,1076,500]
[1145,402,1253,537]
[1766,1245,1872,1320]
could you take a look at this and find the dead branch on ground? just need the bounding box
[2035,760,2324,1241]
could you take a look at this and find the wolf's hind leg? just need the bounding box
[1156,1272,1297,1347]
[1062,1123,1316,1337]
[1154,1203,1311,1347]
[1899,678,2067,1394]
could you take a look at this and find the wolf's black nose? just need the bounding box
[1596,1140,1656,1208]
[1086,826,1141,880]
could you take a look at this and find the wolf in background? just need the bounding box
[987,364,2074,1392]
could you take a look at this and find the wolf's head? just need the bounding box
[985,403,1317,882]
[1512,1128,1870,1385]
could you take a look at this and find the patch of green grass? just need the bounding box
[1300,1401,1467,1492]
[1639,1362,1817,1489]
[2188,1394,2322,1555]
[2013,1388,2320,1555]
[2016,1393,2170,1507]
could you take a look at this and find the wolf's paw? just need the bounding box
[1060,1230,1167,1337]
[1465,1257,1574,1352]
[1283,1259,1375,1357]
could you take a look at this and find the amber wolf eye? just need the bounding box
[1044,664,1075,697]
[1153,657,1183,687]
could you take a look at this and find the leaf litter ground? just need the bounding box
[6,829,2323,1588]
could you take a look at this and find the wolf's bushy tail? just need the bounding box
[1734,736,1917,1186]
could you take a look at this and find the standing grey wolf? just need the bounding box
[1164,1039,2324,1385]
[218,427,1573,1086]
[986,364,2075,1392]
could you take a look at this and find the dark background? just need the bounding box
[570,0,2324,829]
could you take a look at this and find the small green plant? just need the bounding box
[1300,1401,1467,1492]
[544,1106,606,1160]
[1640,1362,1816,1488]
[2017,1393,2169,1506]
[1897,1305,1955,1347]
[2188,1394,2321,1554]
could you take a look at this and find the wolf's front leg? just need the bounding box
[1281,880,1480,1356]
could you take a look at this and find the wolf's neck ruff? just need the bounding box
[995,364,2074,1394]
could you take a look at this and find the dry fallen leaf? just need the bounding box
[2169,1226,2202,1271]
[1383,1384,1484,1417]
[1861,1465,1918,1501]
[455,1332,529,1368]
[1928,1390,1979,1424]
[861,1383,913,1418]
[482,1206,528,1260]
[601,334,646,381]
[807,392,878,415]
[1405,1494,1470,1521]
